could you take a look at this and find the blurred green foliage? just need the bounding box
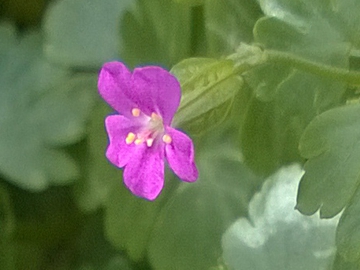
[2,0,360,269]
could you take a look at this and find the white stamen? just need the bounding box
[146,138,154,147]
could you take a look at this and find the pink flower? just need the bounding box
[98,61,198,200]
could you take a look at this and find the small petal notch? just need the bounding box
[98,61,198,200]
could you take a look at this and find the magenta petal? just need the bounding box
[165,127,198,182]
[123,146,165,200]
[132,66,181,125]
[105,115,139,168]
[98,62,135,117]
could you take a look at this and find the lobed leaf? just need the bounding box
[0,24,95,191]
[297,104,360,218]
[240,0,353,176]
[252,4,349,106]
[254,14,349,70]
[336,186,360,263]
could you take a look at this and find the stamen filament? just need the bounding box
[126,112,167,148]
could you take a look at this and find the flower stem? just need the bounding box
[265,50,360,85]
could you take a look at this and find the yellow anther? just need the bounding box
[146,138,154,147]
[162,134,172,144]
[125,132,136,144]
[135,138,143,145]
[132,108,141,117]
[151,112,161,120]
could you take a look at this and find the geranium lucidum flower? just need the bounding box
[98,61,198,200]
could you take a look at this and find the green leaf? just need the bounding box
[255,0,359,49]
[241,97,283,175]
[255,15,349,70]
[257,0,360,48]
[241,70,319,175]
[240,1,353,177]
[181,97,235,135]
[171,58,242,134]
[335,1,360,48]
[243,63,290,102]
[333,252,360,270]
[0,25,95,191]
[44,0,132,68]
[148,143,261,270]
[297,104,360,218]
[120,0,192,67]
[205,0,262,56]
[222,165,338,270]
[252,1,350,107]
[32,74,98,146]
[336,185,360,263]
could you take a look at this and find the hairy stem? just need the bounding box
[265,50,360,85]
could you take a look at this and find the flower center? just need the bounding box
[125,108,172,147]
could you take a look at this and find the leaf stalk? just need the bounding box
[265,50,360,85]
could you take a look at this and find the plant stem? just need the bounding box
[265,50,360,85]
